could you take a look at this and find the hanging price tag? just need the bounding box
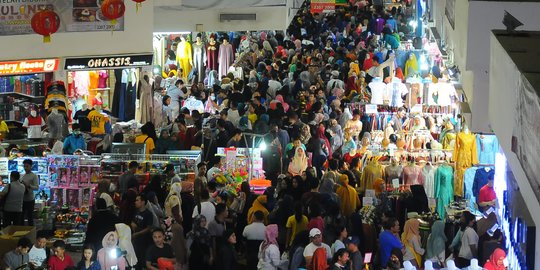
[363,197,373,206]
[365,104,378,114]
[392,178,400,189]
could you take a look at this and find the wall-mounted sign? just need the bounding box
[64,54,153,70]
[0,58,59,75]
[0,0,125,36]
[311,0,335,13]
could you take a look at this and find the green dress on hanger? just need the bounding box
[434,164,454,218]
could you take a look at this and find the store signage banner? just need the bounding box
[335,0,347,6]
[0,58,59,75]
[311,0,335,13]
[512,74,540,203]
[64,53,153,70]
[0,0,124,36]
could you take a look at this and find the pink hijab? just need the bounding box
[318,125,332,159]
[260,224,279,252]
[275,95,289,112]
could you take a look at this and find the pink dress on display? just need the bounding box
[401,164,424,189]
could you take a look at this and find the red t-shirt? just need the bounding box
[48,254,74,270]
[478,185,496,204]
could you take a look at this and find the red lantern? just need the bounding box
[101,0,125,25]
[31,9,60,43]
[132,0,146,12]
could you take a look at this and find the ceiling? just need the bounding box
[155,0,286,10]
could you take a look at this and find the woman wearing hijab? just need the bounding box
[426,220,447,268]
[248,195,269,225]
[288,147,308,176]
[97,231,126,270]
[317,123,332,160]
[483,248,506,270]
[164,183,183,241]
[401,218,425,267]
[216,229,238,270]
[187,215,213,269]
[257,224,286,270]
[373,178,386,197]
[336,174,361,218]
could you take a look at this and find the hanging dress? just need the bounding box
[176,40,193,79]
[138,77,153,124]
[193,42,206,83]
[434,164,453,218]
[422,165,437,198]
[218,43,234,78]
[206,41,219,71]
[453,132,478,197]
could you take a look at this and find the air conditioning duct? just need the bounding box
[220,13,256,21]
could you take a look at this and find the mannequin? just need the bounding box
[402,157,423,187]
[206,33,219,71]
[23,109,45,139]
[98,70,109,88]
[138,74,153,124]
[87,105,110,136]
[405,82,422,108]
[422,161,436,199]
[440,120,456,150]
[192,33,207,83]
[176,35,193,80]
[218,37,234,78]
[47,108,68,140]
[385,157,402,185]
[74,103,92,132]
[404,53,419,78]
[387,77,408,107]
[92,93,104,107]
[369,77,386,105]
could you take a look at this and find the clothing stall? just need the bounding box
[0,58,59,137]
[64,53,153,122]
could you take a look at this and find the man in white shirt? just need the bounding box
[21,159,39,226]
[304,228,332,266]
[167,80,184,120]
[267,73,282,99]
[242,211,266,241]
[28,233,49,269]
[192,191,215,228]
[227,103,241,128]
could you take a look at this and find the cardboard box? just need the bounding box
[0,225,36,258]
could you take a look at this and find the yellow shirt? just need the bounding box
[286,215,308,246]
[135,135,155,155]
[87,110,109,135]
[0,121,9,133]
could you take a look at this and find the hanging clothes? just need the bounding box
[218,42,234,78]
[111,69,123,118]
[454,132,478,197]
[206,40,219,71]
[125,69,138,121]
[193,42,206,83]
[360,159,383,194]
[402,164,424,187]
[434,164,453,219]
[98,70,109,88]
[47,112,68,140]
[422,164,437,198]
[138,76,153,124]
[476,135,498,165]
[176,39,193,79]
[404,54,419,78]
[384,164,403,185]
[463,167,479,212]
[74,71,90,97]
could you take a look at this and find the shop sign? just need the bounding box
[335,0,347,5]
[311,0,335,13]
[0,58,59,75]
[64,54,153,70]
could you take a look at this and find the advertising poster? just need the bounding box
[0,0,124,36]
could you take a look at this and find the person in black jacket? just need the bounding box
[85,198,121,251]
[216,229,238,270]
